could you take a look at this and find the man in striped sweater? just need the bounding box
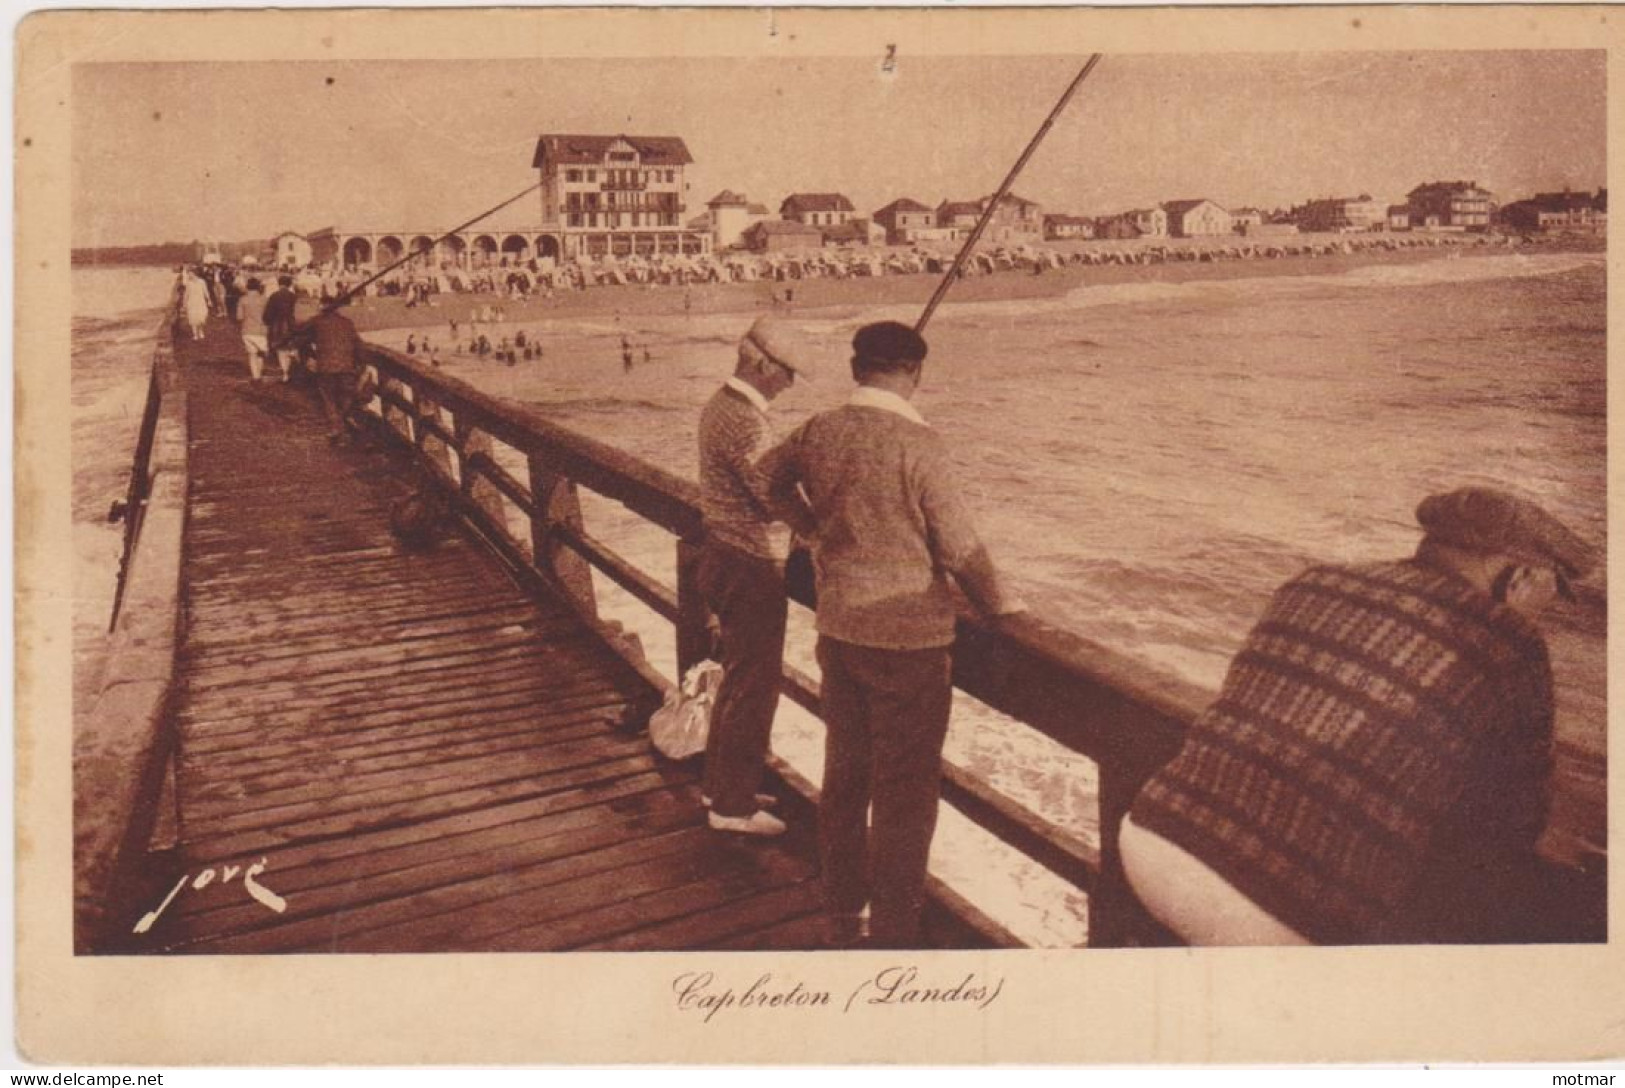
[695,316,815,837]
[1121,487,1595,945]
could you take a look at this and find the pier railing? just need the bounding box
[76,302,189,951]
[360,344,1210,946]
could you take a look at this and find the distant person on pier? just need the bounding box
[1120,487,1594,946]
[694,316,815,839]
[237,277,270,381]
[222,267,243,322]
[290,295,368,444]
[181,267,210,341]
[262,274,300,383]
[758,320,1024,948]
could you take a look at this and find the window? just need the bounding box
[565,169,581,183]
[665,170,675,183]
[568,213,582,228]
[588,170,597,182]
[609,150,636,162]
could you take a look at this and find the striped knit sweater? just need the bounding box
[698,384,790,561]
[1129,559,1555,944]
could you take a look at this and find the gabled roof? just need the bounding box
[781,192,856,214]
[875,198,933,217]
[980,192,1040,209]
[707,190,749,207]
[937,200,981,217]
[532,134,694,168]
[1043,214,1092,225]
[1529,190,1598,211]
[746,203,770,216]
[1407,180,1491,198]
[1162,198,1226,216]
[273,230,309,241]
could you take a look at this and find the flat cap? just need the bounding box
[1416,487,1597,580]
[743,316,814,380]
[852,321,928,365]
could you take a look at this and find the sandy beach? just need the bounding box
[322,234,1597,336]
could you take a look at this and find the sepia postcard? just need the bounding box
[15,4,1625,1066]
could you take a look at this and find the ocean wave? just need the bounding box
[829,253,1606,328]
[538,395,684,415]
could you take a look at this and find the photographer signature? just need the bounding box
[132,858,287,934]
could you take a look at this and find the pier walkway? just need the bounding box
[143,318,840,953]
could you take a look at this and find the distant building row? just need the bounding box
[269,132,1608,269]
[1039,183,1496,242]
[694,190,1048,252]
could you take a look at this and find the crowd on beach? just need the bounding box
[261,228,1531,308]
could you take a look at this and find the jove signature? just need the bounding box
[132,858,288,934]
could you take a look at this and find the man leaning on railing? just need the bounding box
[758,320,1026,950]
[287,294,368,445]
[1120,486,1594,946]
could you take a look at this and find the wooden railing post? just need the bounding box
[1088,766,1138,948]
[417,392,454,477]
[455,419,507,528]
[674,536,712,678]
[382,378,414,441]
[526,451,598,620]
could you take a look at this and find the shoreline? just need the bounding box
[316,235,1601,334]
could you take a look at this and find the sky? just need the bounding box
[71,50,1607,248]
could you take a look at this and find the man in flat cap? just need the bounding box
[1120,486,1595,945]
[695,316,815,837]
[289,293,368,444]
[759,320,1022,947]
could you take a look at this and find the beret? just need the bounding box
[852,321,928,364]
[1416,487,1597,580]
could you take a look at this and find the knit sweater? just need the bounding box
[1129,559,1555,944]
[698,383,791,562]
[758,396,1012,649]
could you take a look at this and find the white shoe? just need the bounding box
[701,793,777,810]
[707,809,787,837]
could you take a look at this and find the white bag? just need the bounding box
[648,659,724,760]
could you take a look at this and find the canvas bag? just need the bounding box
[648,659,724,760]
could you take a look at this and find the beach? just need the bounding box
[331,233,1584,336]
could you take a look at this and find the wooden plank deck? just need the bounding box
[142,316,834,953]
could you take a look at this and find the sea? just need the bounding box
[73,250,1607,945]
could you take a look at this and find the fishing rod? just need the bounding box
[322,180,544,311]
[915,53,1104,334]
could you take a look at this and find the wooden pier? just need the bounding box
[98,318,864,953]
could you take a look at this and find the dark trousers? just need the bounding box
[315,371,355,431]
[815,636,953,947]
[698,541,788,817]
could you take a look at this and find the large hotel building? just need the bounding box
[533,133,710,259]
